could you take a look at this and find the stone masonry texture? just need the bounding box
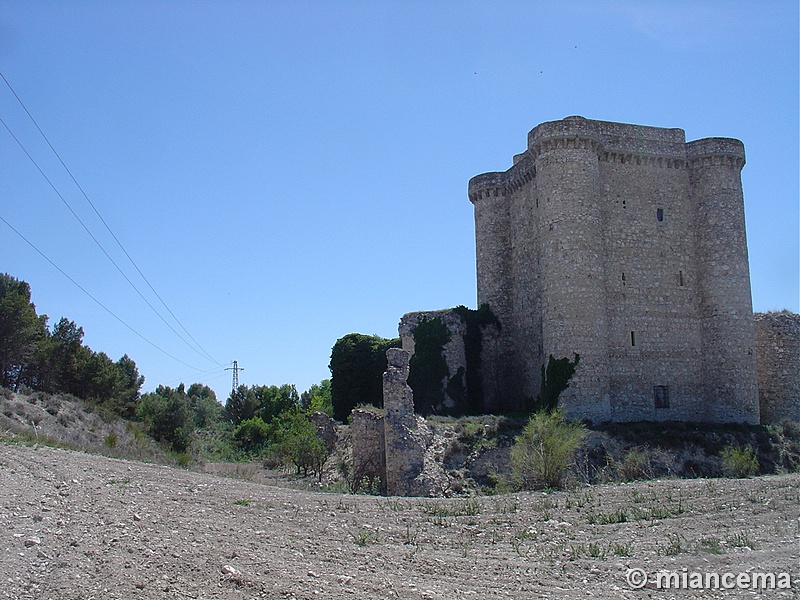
[468,116,761,423]
[754,311,800,423]
[382,348,425,496]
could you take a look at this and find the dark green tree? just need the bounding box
[136,384,193,453]
[254,383,299,423]
[0,273,48,389]
[73,348,119,403]
[329,333,400,422]
[113,354,144,419]
[187,383,222,428]
[45,317,85,394]
[300,379,333,416]
[225,385,258,425]
[225,383,299,426]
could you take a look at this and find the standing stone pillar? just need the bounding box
[383,348,424,496]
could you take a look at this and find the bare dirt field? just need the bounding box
[0,443,797,599]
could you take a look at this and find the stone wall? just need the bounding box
[399,310,467,415]
[382,348,425,496]
[399,308,501,415]
[349,348,448,497]
[350,408,385,494]
[755,311,800,423]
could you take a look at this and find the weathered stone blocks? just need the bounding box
[755,311,800,423]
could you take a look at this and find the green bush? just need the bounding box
[510,410,586,490]
[270,410,330,480]
[136,384,193,453]
[618,446,651,481]
[720,444,759,478]
[232,416,271,454]
[329,334,400,422]
[103,430,118,449]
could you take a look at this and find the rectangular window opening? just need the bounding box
[678,270,685,287]
[630,331,636,346]
[656,208,664,221]
[654,385,669,409]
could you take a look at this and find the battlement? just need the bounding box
[470,118,748,206]
[467,172,508,203]
[528,116,686,156]
[687,138,746,169]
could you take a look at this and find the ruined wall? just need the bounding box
[399,310,467,414]
[399,308,500,415]
[755,311,800,423]
[350,408,385,494]
[469,116,760,423]
[382,348,426,496]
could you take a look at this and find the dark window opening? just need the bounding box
[657,208,664,221]
[654,385,669,408]
[630,331,636,346]
[678,271,685,287]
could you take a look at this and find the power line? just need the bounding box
[0,115,216,367]
[0,71,221,366]
[0,214,216,373]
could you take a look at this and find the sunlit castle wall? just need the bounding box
[469,116,759,424]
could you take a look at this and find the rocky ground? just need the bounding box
[0,442,797,599]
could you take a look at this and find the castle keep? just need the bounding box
[466,116,759,423]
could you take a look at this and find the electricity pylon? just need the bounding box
[225,360,244,393]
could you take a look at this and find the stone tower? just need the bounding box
[468,116,759,423]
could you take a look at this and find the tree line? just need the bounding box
[0,273,143,417]
[0,273,335,475]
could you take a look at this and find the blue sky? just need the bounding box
[1,1,798,403]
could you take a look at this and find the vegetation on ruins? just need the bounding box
[406,305,500,417]
[407,316,451,415]
[329,333,400,421]
[533,353,580,413]
[452,304,500,414]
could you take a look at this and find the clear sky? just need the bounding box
[1,1,798,403]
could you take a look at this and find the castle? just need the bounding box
[350,116,796,495]
[403,116,767,424]
[467,116,759,423]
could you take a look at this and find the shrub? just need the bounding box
[510,409,586,489]
[103,430,118,449]
[232,416,271,454]
[720,444,759,478]
[329,334,400,421]
[271,410,330,480]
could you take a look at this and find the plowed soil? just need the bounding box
[0,443,796,599]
